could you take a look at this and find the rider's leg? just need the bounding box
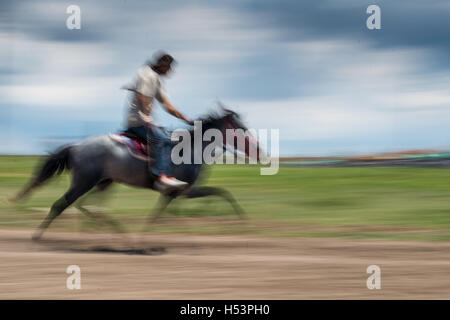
[148,124,188,191]
[127,125,187,190]
[148,125,172,177]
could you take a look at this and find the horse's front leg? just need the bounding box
[145,194,175,226]
[181,186,246,219]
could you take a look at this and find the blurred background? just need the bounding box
[2,0,450,233]
[1,0,450,156]
[3,0,450,300]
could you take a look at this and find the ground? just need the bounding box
[1,229,450,299]
[3,156,450,299]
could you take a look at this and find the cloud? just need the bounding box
[229,97,394,140]
[2,0,450,155]
[380,90,450,110]
[246,0,450,53]
[0,79,124,109]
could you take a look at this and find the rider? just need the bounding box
[123,51,194,192]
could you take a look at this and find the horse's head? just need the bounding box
[199,104,261,161]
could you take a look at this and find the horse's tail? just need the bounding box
[13,146,72,202]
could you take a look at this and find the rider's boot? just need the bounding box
[154,174,189,194]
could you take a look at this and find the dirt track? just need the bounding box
[1,229,450,299]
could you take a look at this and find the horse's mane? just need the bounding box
[196,102,240,128]
[197,110,223,124]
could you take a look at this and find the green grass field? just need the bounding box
[2,155,450,241]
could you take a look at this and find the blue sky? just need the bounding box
[1,0,450,155]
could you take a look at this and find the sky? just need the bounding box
[1,0,450,156]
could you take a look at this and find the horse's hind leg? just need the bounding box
[32,174,100,241]
[181,186,246,219]
[74,179,124,233]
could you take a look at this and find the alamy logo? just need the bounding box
[66,265,81,290]
[366,5,381,30]
[366,265,381,290]
[66,5,81,30]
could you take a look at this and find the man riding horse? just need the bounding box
[12,52,260,240]
[123,51,194,193]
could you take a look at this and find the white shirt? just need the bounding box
[125,65,167,128]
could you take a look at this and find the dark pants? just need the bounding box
[127,125,173,177]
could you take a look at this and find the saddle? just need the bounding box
[109,133,149,161]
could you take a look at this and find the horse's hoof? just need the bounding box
[31,232,43,242]
[238,211,247,219]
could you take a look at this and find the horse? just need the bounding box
[13,108,261,240]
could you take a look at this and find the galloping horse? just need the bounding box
[14,108,261,240]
